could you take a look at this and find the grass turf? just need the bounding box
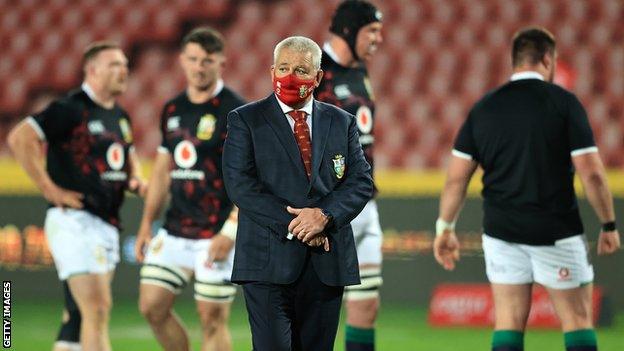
[10,298,624,350]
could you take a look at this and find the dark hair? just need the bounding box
[82,41,120,67]
[181,27,225,54]
[512,27,556,67]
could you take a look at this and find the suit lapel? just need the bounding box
[261,94,308,178]
[309,101,331,189]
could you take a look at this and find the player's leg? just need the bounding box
[483,235,534,351]
[139,229,193,351]
[345,200,383,351]
[45,209,119,351]
[67,272,113,351]
[53,281,82,351]
[194,239,237,351]
[548,285,596,351]
[196,300,233,351]
[139,283,190,351]
[532,235,596,351]
[490,284,532,351]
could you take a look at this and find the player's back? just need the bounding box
[456,76,596,244]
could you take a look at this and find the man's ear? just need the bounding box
[83,60,96,78]
[315,69,324,87]
[542,53,553,71]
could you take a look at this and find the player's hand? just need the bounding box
[433,231,460,271]
[307,235,330,252]
[597,230,620,255]
[206,234,235,266]
[42,182,84,209]
[134,222,152,263]
[128,176,148,197]
[287,206,328,244]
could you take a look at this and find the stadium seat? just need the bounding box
[0,0,622,167]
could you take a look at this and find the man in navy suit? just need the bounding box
[222,36,373,351]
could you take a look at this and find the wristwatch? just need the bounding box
[601,221,617,232]
[320,208,334,225]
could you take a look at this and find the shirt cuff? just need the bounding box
[157,146,170,154]
[451,149,473,160]
[571,146,598,157]
[25,116,46,141]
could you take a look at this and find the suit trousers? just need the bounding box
[242,253,345,351]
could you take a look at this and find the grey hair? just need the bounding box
[273,36,322,70]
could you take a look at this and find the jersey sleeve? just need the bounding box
[27,100,80,143]
[157,104,171,154]
[452,112,479,161]
[314,77,342,107]
[567,94,597,156]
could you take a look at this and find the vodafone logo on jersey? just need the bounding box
[106,143,125,171]
[174,140,197,169]
[355,106,373,134]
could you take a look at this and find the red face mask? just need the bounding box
[273,73,317,106]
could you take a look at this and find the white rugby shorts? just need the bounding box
[350,200,383,265]
[44,208,119,280]
[141,228,236,302]
[482,234,594,289]
[345,199,383,300]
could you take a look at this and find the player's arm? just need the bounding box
[572,152,620,255]
[208,207,238,264]
[135,151,171,262]
[127,147,148,197]
[7,120,83,209]
[434,153,478,271]
[567,93,620,255]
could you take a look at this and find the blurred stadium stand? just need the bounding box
[0,0,623,168]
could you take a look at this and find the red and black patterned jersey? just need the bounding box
[159,85,246,240]
[29,87,134,228]
[315,50,376,186]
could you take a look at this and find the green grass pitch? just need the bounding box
[10,298,624,350]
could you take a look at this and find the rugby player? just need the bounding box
[134,27,245,351]
[8,41,145,351]
[315,1,384,350]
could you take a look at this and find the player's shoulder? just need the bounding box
[116,105,131,119]
[229,95,267,120]
[164,91,189,107]
[219,86,247,107]
[321,51,340,70]
[61,88,89,106]
[315,100,354,122]
[43,88,87,116]
[542,81,578,102]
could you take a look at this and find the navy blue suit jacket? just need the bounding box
[222,94,373,287]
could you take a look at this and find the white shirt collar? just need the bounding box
[81,82,99,103]
[212,79,224,98]
[510,71,544,81]
[323,42,342,65]
[275,95,314,116]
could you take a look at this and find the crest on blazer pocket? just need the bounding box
[332,154,345,179]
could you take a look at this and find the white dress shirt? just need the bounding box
[275,95,314,139]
